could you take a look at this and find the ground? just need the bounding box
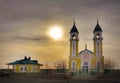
[0,77,120,83]
[0,73,120,83]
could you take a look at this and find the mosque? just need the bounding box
[69,20,104,75]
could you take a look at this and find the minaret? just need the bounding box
[93,20,103,56]
[69,21,79,73]
[70,21,79,57]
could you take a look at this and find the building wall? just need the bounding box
[32,65,40,72]
[14,64,40,73]
[69,58,81,72]
[91,56,104,73]
[69,56,104,74]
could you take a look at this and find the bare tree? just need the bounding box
[45,62,48,69]
[104,58,118,69]
[54,59,67,73]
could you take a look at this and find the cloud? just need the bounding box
[13,36,48,41]
[0,0,120,68]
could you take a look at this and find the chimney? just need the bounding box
[28,57,31,60]
[24,56,27,60]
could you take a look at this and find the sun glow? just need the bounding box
[49,26,63,40]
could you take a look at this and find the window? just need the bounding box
[20,67,23,71]
[71,61,76,72]
[72,35,76,39]
[84,62,88,65]
[24,66,27,71]
[96,34,100,39]
[97,42,99,54]
[96,61,100,71]
[72,43,76,56]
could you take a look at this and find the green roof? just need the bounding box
[70,22,79,33]
[7,56,43,66]
[93,23,102,33]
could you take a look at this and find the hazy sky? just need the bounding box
[0,0,120,68]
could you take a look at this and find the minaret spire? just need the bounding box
[97,18,99,24]
[70,18,79,33]
[93,18,102,33]
[73,18,75,26]
[85,42,87,49]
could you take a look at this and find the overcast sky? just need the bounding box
[0,0,120,68]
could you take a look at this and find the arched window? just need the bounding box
[20,67,23,71]
[71,61,76,72]
[24,66,27,71]
[84,62,88,65]
[96,61,100,71]
[97,42,99,54]
[96,34,100,39]
[72,35,76,39]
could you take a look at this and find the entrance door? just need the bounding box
[82,66,88,73]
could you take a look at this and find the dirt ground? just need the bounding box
[0,78,120,83]
[0,73,120,83]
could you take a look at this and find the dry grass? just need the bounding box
[0,73,120,83]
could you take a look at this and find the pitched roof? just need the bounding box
[70,22,79,33]
[79,49,93,55]
[93,20,102,33]
[7,56,43,66]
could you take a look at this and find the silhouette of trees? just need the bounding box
[54,60,67,73]
[104,58,118,69]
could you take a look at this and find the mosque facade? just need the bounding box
[69,21,104,75]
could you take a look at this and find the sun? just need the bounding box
[49,26,63,40]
